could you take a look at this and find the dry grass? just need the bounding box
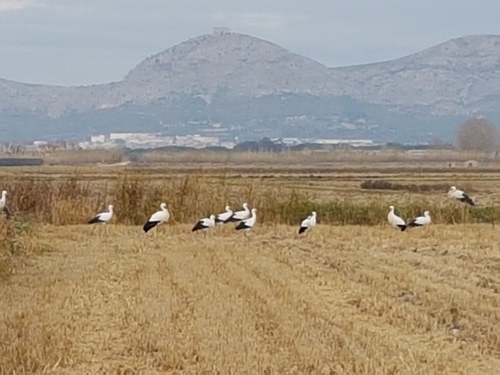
[0,224,499,373]
[1,164,500,372]
[0,216,48,279]
[2,171,500,227]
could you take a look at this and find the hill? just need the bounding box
[1,31,500,142]
[332,35,500,116]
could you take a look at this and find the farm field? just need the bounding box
[1,159,500,373]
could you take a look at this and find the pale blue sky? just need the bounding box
[1,0,499,86]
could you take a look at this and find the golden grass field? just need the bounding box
[1,153,500,373]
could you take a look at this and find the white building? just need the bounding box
[90,135,106,143]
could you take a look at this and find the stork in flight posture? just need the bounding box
[448,186,476,206]
[143,203,170,233]
[387,206,407,231]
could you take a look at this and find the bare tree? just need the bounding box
[455,118,498,152]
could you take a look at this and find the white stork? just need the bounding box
[235,208,257,236]
[0,190,10,217]
[407,211,431,228]
[0,190,6,210]
[298,211,317,235]
[143,203,170,233]
[192,214,216,233]
[228,203,251,222]
[448,186,475,206]
[215,205,233,224]
[88,205,114,233]
[387,206,407,231]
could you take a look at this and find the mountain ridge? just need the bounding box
[1,32,500,142]
[331,34,500,115]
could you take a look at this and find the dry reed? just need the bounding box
[0,216,45,279]
[1,174,499,226]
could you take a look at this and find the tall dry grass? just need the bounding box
[2,174,499,226]
[0,216,44,279]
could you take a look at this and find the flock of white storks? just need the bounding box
[387,185,476,231]
[86,201,317,237]
[0,185,475,236]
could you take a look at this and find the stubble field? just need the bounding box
[1,155,500,373]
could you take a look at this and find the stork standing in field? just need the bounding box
[298,211,317,235]
[0,190,6,210]
[88,204,114,233]
[192,214,216,237]
[215,205,233,225]
[235,208,257,237]
[0,190,11,218]
[143,203,170,233]
[387,206,407,231]
[407,211,431,228]
[228,203,251,222]
[448,186,476,206]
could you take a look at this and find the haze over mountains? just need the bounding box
[1,30,500,143]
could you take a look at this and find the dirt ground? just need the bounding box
[1,222,499,374]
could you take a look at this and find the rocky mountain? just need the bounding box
[1,31,500,142]
[332,35,500,116]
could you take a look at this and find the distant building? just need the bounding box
[90,135,106,143]
[33,141,48,147]
[313,139,373,147]
[213,27,230,35]
[464,160,480,168]
[109,133,152,141]
[447,160,480,168]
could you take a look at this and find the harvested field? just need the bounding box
[1,160,500,373]
[1,224,500,373]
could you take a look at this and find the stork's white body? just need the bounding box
[89,204,114,224]
[215,206,233,224]
[299,211,317,235]
[387,206,407,231]
[192,214,216,233]
[230,203,251,222]
[408,211,431,227]
[0,190,7,210]
[143,203,170,233]
[235,208,257,235]
[448,186,475,205]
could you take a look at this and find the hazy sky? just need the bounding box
[1,0,499,86]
